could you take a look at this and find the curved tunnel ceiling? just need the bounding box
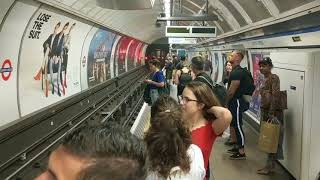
[37,0,320,44]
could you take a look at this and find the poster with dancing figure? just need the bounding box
[19,7,91,116]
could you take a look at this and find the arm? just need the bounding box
[225,80,240,106]
[208,106,232,135]
[269,75,280,115]
[144,72,165,88]
[174,70,181,85]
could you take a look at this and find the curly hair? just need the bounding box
[145,94,191,178]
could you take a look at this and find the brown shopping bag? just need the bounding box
[258,120,280,153]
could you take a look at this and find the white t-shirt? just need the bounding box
[146,144,205,180]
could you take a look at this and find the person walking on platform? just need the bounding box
[257,57,284,175]
[180,81,232,178]
[226,50,250,160]
[145,94,205,180]
[144,59,166,104]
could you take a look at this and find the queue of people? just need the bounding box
[35,50,284,180]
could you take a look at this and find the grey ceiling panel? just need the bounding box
[235,0,271,22]
[273,0,315,13]
[219,0,247,27]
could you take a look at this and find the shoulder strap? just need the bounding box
[197,75,214,89]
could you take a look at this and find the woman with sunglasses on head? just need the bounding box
[257,57,284,175]
[180,81,232,178]
[145,94,206,180]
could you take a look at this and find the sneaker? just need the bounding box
[227,147,238,154]
[229,152,246,160]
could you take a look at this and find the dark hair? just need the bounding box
[186,81,221,120]
[61,125,146,180]
[259,57,273,67]
[191,56,204,71]
[149,59,161,68]
[64,22,70,27]
[146,94,191,179]
[180,56,186,61]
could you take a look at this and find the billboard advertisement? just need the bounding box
[87,29,117,87]
[115,37,132,75]
[213,52,219,82]
[126,40,140,71]
[249,53,264,119]
[18,7,92,116]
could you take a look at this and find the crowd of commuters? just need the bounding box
[36,50,284,180]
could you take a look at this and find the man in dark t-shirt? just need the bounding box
[226,50,249,160]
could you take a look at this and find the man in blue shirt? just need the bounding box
[144,59,165,104]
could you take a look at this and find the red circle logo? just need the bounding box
[1,59,13,81]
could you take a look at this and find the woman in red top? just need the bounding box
[180,81,232,174]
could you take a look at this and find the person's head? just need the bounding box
[229,50,244,68]
[62,22,70,34]
[181,81,221,123]
[54,22,61,34]
[148,59,160,72]
[69,23,76,33]
[36,125,146,180]
[190,56,204,75]
[180,56,186,61]
[259,57,273,75]
[146,94,191,178]
[225,61,232,73]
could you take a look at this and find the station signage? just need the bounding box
[166,26,216,38]
[168,38,197,44]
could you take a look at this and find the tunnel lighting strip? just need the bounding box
[164,0,171,26]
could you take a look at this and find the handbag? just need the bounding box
[258,119,280,153]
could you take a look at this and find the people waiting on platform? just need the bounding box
[180,81,232,177]
[144,59,166,104]
[145,94,205,180]
[257,57,285,175]
[35,125,146,180]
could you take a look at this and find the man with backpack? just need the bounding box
[174,58,192,102]
[191,56,227,107]
[226,50,255,160]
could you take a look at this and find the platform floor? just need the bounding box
[209,125,294,180]
[168,83,295,180]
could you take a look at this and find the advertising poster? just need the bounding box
[126,40,140,71]
[87,29,117,87]
[0,1,40,127]
[116,37,132,75]
[213,52,219,82]
[221,53,228,82]
[109,35,122,78]
[134,43,143,67]
[140,44,148,65]
[249,53,264,119]
[19,7,91,116]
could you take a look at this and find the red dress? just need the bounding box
[191,122,218,172]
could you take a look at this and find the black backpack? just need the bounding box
[241,68,255,95]
[197,76,227,106]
